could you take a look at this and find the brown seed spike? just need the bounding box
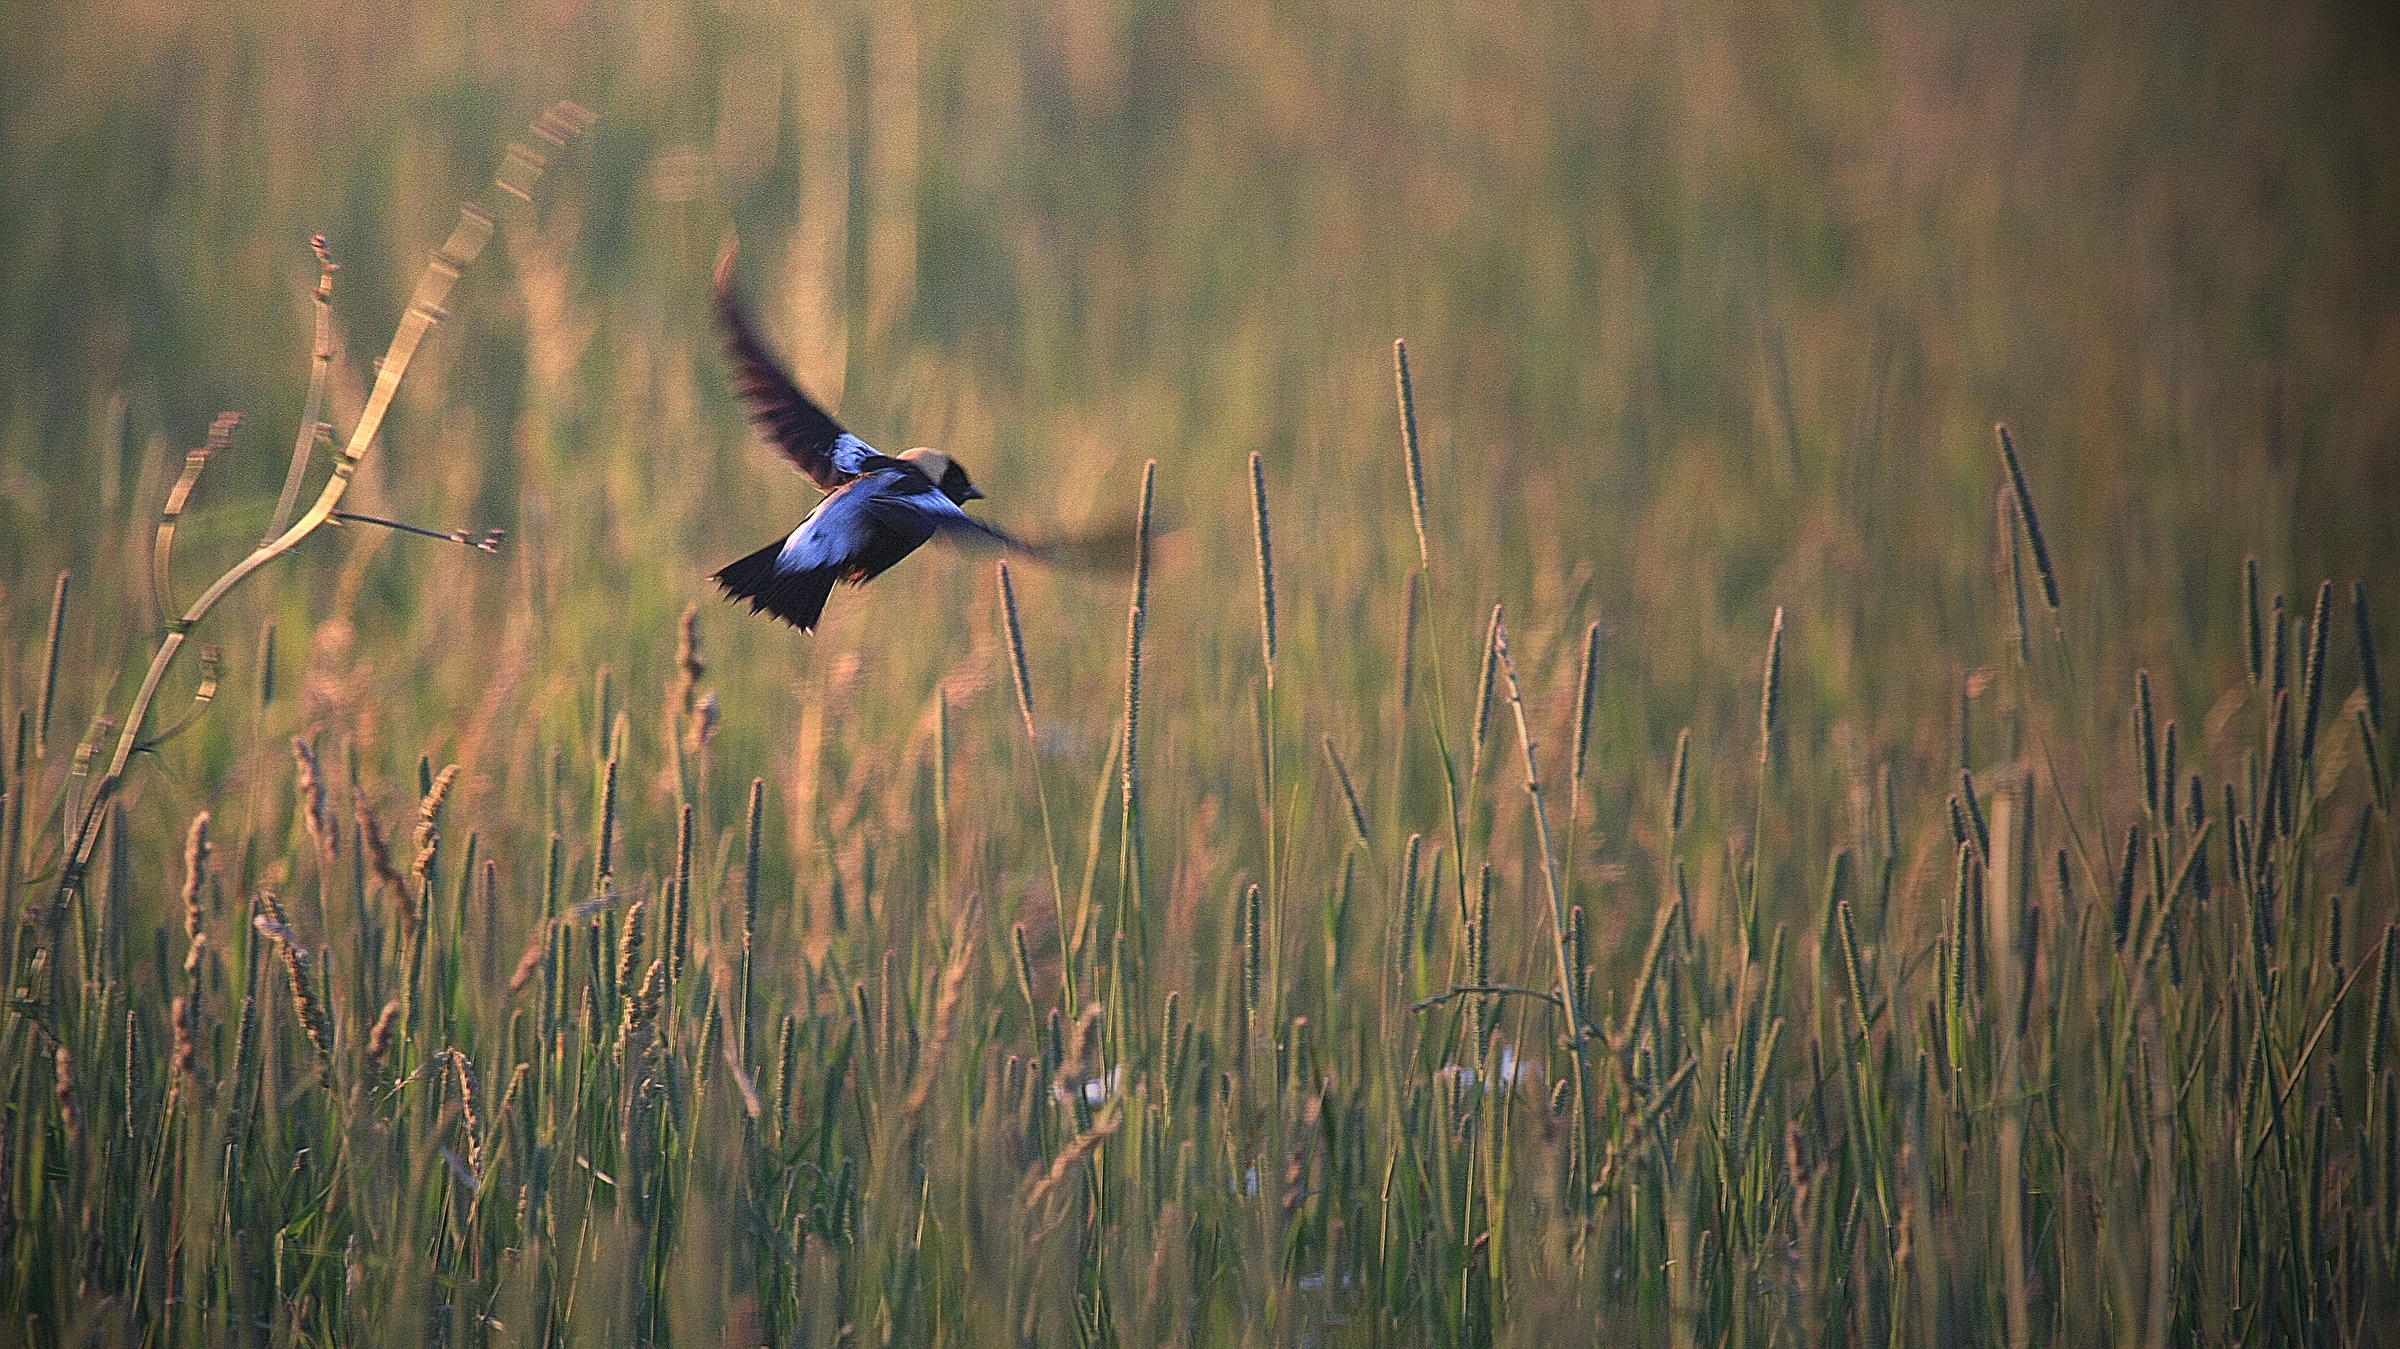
[616,899,647,998]
[292,739,337,860]
[180,812,211,940]
[356,790,416,935]
[414,763,461,883]
[1760,607,1786,769]
[1394,340,1429,568]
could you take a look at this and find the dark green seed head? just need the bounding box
[2135,669,2158,817]
[1573,620,1602,784]
[1012,923,1038,1013]
[1836,896,1867,1036]
[1996,424,2060,610]
[1669,728,1692,835]
[1249,451,1277,686]
[2113,824,2141,949]
[2302,579,2332,765]
[2271,594,2289,698]
[1243,882,1263,1014]
[1959,769,1991,860]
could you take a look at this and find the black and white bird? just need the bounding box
[711,248,1040,632]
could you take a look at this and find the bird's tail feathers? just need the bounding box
[715,540,838,633]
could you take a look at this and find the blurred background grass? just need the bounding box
[7,0,2396,690]
[5,0,2400,1341]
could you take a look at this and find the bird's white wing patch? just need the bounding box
[776,488,875,572]
[829,433,881,477]
[862,481,1043,554]
[880,487,973,524]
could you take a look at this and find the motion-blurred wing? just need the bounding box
[863,482,1052,560]
[1016,517,1141,573]
[715,246,880,492]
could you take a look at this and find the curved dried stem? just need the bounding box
[266,237,340,543]
[135,644,221,753]
[153,412,241,619]
[50,101,593,909]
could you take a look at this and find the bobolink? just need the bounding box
[711,246,1039,632]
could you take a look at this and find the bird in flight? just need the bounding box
[711,245,1040,632]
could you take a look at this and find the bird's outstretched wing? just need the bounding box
[714,242,889,492]
[863,482,1053,560]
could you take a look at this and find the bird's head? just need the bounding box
[900,447,984,503]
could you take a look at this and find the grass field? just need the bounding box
[4,0,2399,1343]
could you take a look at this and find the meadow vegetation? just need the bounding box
[2,0,2397,1343]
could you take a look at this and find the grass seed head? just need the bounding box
[1249,451,1277,686]
[37,571,68,757]
[1669,727,1692,835]
[1324,735,1370,849]
[2302,579,2332,764]
[1760,606,1786,769]
[292,739,337,860]
[1394,339,1429,567]
[1573,620,1601,785]
[413,762,461,884]
[2113,824,2142,949]
[1472,603,1501,776]
[2135,669,2159,816]
[1995,423,2060,610]
[998,563,1038,740]
[617,898,647,998]
[1243,882,1263,1015]
[2355,581,2383,732]
[1122,461,1158,816]
[180,811,210,940]
[355,791,416,934]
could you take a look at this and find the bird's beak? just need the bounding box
[963,484,985,501]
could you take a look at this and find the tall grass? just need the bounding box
[6,267,2392,1339]
[3,1,2398,1344]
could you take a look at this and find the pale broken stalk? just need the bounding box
[50,102,592,908]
